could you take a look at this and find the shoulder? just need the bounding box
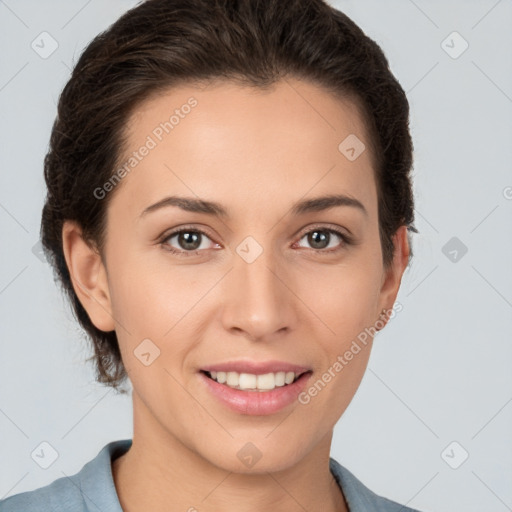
[0,439,132,512]
[0,473,84,512]
[329,457,425,512]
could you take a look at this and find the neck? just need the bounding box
[112,392,349,512]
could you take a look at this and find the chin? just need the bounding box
[202,438,308,475]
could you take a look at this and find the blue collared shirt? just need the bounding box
[0,439,422,511]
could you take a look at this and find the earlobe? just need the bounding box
[61,220,116,332]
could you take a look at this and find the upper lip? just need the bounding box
[201,360,312,375]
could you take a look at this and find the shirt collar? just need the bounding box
[329,456,388,511]
[78,439,131,512]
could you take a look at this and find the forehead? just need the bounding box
[110,77,377,222]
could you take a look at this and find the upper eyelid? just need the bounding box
[295,223,349,239]
[162,225,217,244]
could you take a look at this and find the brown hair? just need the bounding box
[41,0,417,393]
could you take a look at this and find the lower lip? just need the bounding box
[199,371,312,415]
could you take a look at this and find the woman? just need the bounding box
[0,0,422,510]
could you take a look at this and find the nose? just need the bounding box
[220,242,297,341]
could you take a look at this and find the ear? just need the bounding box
[376,225,410,329]
[61,220,115,332]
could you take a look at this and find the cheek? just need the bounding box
[108,259,199,384]
[296,258,381,333]
[108,249,202,336]
[296,258,380,397]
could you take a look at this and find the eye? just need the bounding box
[295,226,351,253]
[160,227,218,257]
[159,224,352,258]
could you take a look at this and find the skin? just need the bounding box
[62,77,409,512]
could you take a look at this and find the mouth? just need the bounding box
[199,368,313,415]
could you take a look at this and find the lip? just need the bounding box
[199,370,313,415]
[200,360,311,375]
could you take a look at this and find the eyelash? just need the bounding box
[159,224,353,258]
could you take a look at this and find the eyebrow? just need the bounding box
[139,193,368,218]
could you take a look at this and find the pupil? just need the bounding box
[179,231,201,250]
[309,230,329,249]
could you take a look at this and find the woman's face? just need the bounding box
[66,77,408,473]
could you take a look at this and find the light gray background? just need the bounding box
[1,1,511,511]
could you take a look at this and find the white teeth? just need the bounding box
[206,370,302,391]
[226,371,239,387]
[239,373,257,389]
[256,373,275,390]
[284,372,295,385]
[274,371,285,386]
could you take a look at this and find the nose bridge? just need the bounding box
[222,236,294,338]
